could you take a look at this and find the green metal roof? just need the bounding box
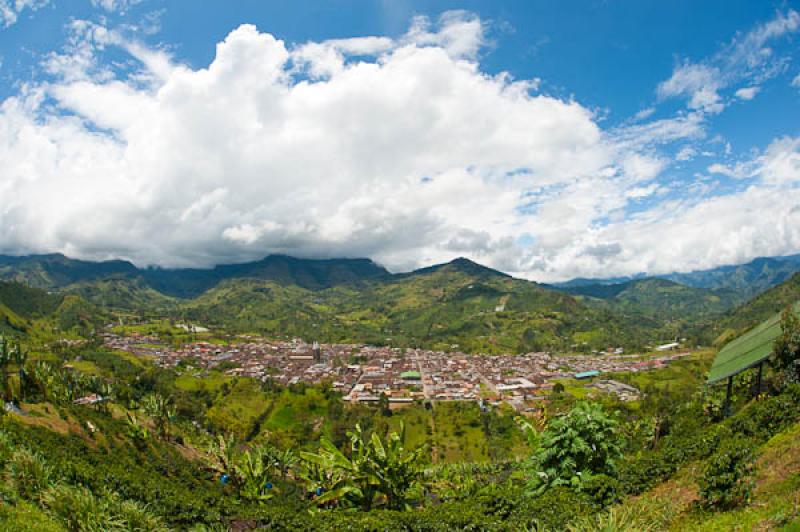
[400,371,421,379]
[707,302,800,384]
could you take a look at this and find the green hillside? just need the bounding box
[563,278,743,323]
[0,281,63,318]
[556,254,800,299]
[1,253,789,353]
[663,255,800,298]
[183,258,664,352]
[704,272,800,345]
[0,281,99,340]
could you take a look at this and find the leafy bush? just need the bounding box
[772,307,800,384]
[5,448,55,500]
[698,437,755,510]
[527,401,622,495]
[41,484,125,531]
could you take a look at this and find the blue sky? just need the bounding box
[0,0,798,281]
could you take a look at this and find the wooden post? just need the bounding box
[724,376,733,417]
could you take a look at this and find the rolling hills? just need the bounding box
[0,280,99,338]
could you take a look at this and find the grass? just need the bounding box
[0,499,65,532]
[432,402,488,462]
[205,379,272,439]
[607,349,715,393]
[386,406,432,450]
[174,371,233,392]
[552,378,593,399]
[68,360,101,376]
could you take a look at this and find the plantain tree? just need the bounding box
[0,336,14,402]
[299,422,427,511]
[141,393,176,440]
[13,343,27,402]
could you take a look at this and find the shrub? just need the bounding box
[527,401,622,495]
[41,484,169,531]
[5,448,55,500]
[0,429,15,467]
[772,307,800,384]
[41,484,124,531]
[698,437,755,510]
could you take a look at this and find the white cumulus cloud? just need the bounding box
[0,12,798,282]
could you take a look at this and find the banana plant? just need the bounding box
[0,336,14,402]
[299,422,427,511]
[141,393,176,440]
[13,343,27,402]
[235,446,276,503]
[208,433,238,480]
[125,412,151,443]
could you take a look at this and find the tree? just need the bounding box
[528,401,622,495]
[378,392,392,417]
[772,306,800,384]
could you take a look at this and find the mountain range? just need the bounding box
[1,252,799,353]
[552,254,800,297]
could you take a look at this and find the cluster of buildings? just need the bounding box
[101,329,689,409]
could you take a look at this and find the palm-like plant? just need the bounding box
[125,412,151,444]
[299,422,427,511]
[13,343,27,402]
[0,336,14,402]
[261,445,297,482]
[141,393,176,440]
[97,381,114,413]
[235,446,275,503]
[208,433,238,479]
